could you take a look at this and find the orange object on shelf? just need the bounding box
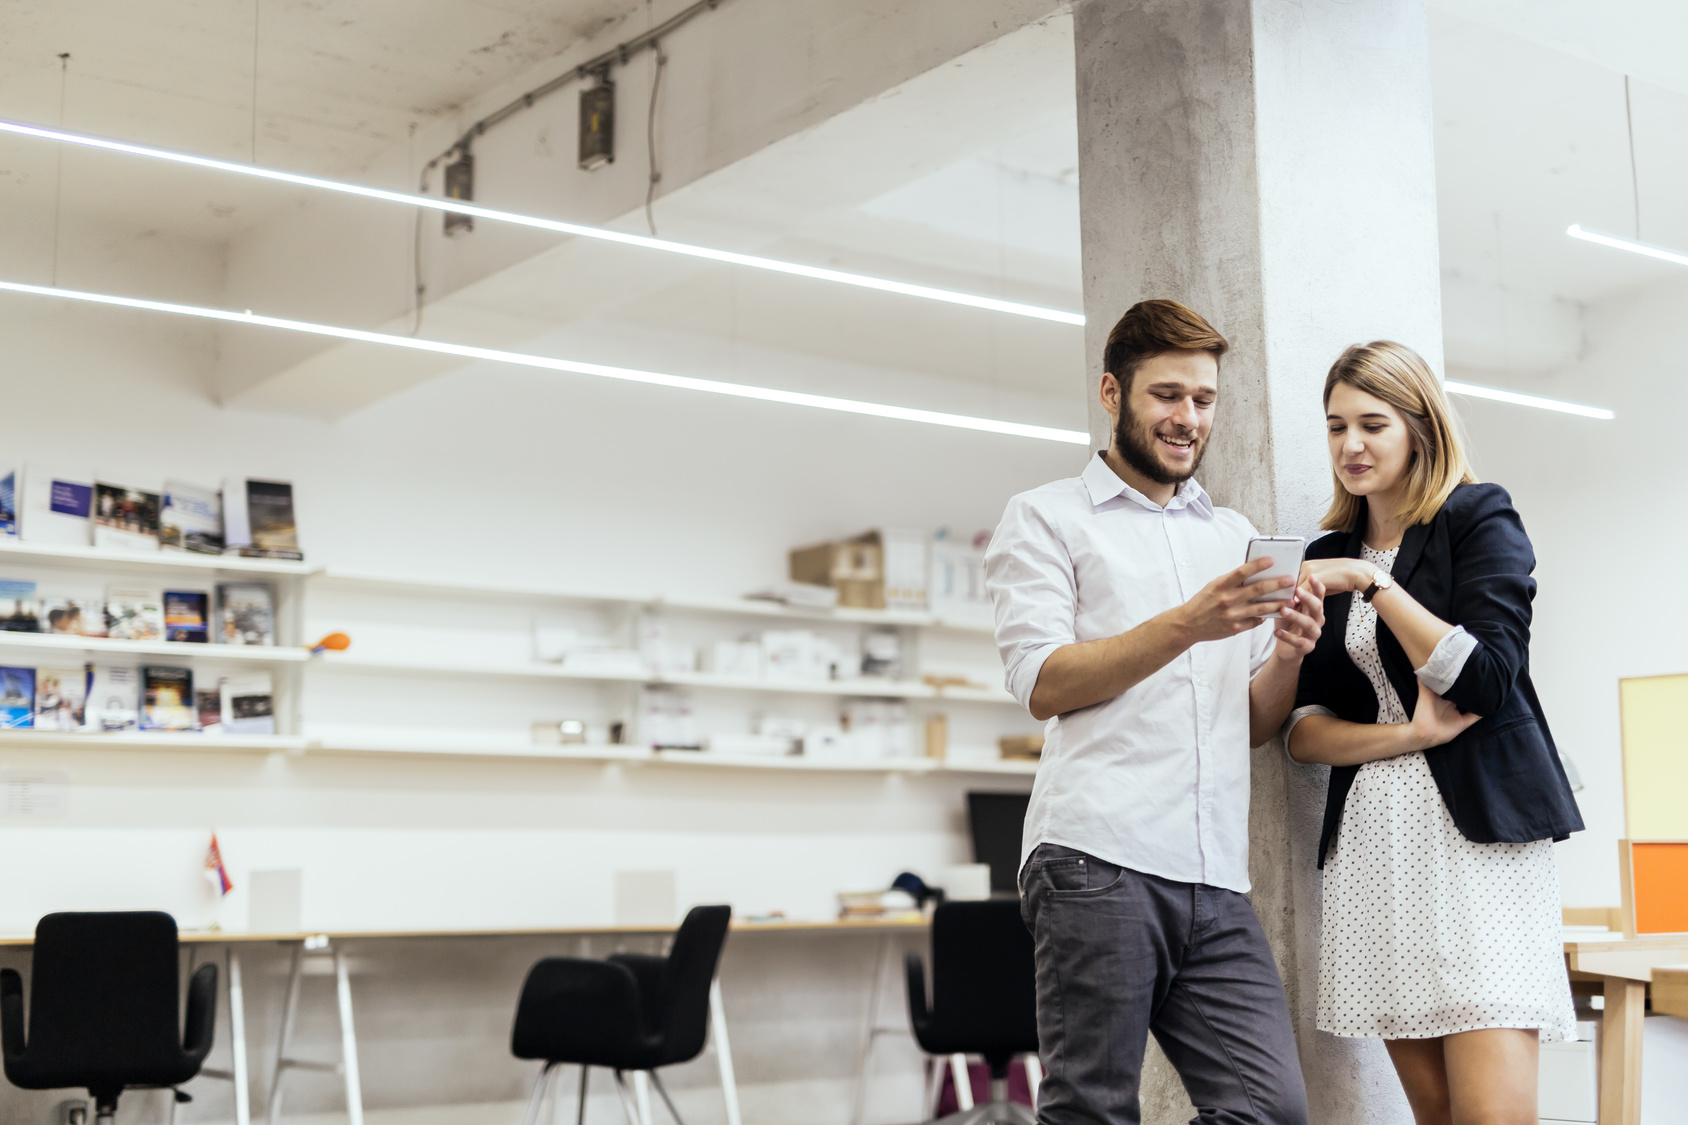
[310,632,352,653]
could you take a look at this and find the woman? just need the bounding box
[1287,340,1582,1125]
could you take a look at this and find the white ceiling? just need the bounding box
[0,0,645,244]
[0,0,1685,401]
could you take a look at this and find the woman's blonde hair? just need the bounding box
[1320,340,1476,532]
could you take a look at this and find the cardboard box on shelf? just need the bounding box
[925,714,948,759]
[788,529,929,611]
[999,734,1045,760]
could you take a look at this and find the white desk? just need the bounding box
[0,917,926,1125]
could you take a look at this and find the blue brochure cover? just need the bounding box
[0,667,35,728]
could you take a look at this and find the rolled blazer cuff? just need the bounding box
[1414,626,1477,696]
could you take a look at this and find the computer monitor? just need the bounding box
[967,790,1032,895]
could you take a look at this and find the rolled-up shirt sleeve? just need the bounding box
[1283,704,1337,744]
[984,497,1076,711]
[1415,625,1478,695]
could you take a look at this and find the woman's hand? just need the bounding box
[1406,681,1481,750]
[1270,574,1325,662]
[1300,557,1372,596]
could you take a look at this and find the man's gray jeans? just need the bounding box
[1019,844,1309,1125]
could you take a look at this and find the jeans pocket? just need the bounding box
[1024,845,1125,898]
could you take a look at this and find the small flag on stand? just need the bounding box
[204,832,233,896]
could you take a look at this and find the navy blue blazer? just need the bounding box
[1295,482,1583,867]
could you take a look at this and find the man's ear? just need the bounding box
[1099,372,1122,419]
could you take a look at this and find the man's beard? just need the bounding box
[1114,401,1207,486]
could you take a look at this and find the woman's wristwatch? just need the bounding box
[1361,569,1395,602]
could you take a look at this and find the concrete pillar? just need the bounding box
[1072,1,1442,1121]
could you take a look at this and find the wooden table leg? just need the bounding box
[1599,976,1645,1125]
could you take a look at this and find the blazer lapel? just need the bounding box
[1391,520,1432,587]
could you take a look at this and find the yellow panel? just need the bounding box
[1620,674,1688,838]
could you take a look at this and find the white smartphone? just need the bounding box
[1244,536,1306,603]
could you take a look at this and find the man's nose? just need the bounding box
[1171,398,1200,429]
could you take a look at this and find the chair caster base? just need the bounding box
[931,1102,1037,1125]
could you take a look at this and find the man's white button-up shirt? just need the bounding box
[985,453,1274,893]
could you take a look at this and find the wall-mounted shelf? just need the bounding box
[0,729,309,753]
[311,736,1039,775]
[0,539,316,578]
[312,568,994,635]
[0,632,308,664]
[309,652,1016,704]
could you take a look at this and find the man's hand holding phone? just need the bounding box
[1171,557,1299,643]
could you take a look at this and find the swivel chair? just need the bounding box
[1,912,218,1123]
[906,899,1039,1125]
[511,904,732,1125]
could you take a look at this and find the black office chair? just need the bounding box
[512,904,732,1125]
[0,912,218,1124]
[906,900,1039,1125]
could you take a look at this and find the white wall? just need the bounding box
[1452,274,1688,907]
[0,224,1069,1118]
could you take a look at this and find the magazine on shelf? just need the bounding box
[247,480,301,560]
[19,466,94,546]
[160,480,223,554]
[162,590,210,644]
[216,583,275,645]
[220,672,275,734]
[0,468,16,539]
[196,683,223,733]
[33,666,88,731]
[39,589,106,636]
[141,665,195,731]
[0,579,39,632]
[0,666,35,728]
[92,481,162,553]
[86,664,139,730]
[105,587,164,642]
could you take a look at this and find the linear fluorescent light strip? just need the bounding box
[0,119,1084,327]
[0,278,1089,444]
[1566,223,1688,269]
[1443,380,1613,420]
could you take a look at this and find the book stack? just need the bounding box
[0,466,303,561]
[836,887,921,922]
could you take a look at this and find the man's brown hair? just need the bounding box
[1103,299,1229,392]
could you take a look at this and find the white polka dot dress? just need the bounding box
[1316,546,1577,1042]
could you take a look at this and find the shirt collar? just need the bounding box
[1081,451,1214,516]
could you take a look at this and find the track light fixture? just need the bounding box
[0,277,1091,445]
[0,118,1085,326]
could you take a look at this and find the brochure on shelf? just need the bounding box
[160,480,224,554]
[87,664,139,731]
[196,684,224,734]
[105,587,164,642]
[33,666,88,731]
[141,665,195,731]
[92,481,163,553]
[0,579,39,632]
[0,468,16,539]
[225,479,302,560]
[0,666,33,728]
[162,590,211,644]
[39,588,106,636]
[220,672,276,734]
[19,465,94,546]
[215,583,274,645]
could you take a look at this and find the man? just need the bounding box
[985,299,1324,1124]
